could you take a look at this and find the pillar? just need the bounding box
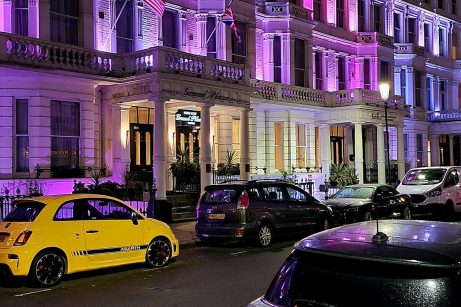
[282,34,292,84]
[397,125,406,180]
[112,104,130,181]
[263,34,275,81]
[376,124,386,184]
[196,14,208,56]
[434,77,440,111]
[430,135,440,166]
[178,11,187,51]
[449,135,454,165]
[319,124,331,181]
[394,67,402,96]
[306,38,314,88]
[240,108,250,180]
[153,99,167,200]
[354,123,364,184]
[200,104,212,192]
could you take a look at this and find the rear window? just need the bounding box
[3,201,45,222]
[264,250,461,306]
[203,189,238,204]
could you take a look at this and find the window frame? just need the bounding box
[15,98,29,173]
[49,0,80,46]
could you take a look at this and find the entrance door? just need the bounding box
[331,136,344,164]
[130,124,153,171]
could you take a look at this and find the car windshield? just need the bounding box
[264,250,460,306]
[3,201,45,222]
[333,187,374,199]
[402,168,447,185]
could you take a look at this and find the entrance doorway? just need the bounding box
[130,123,153,171]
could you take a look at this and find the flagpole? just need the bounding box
[102,0,129,49]
[202,0,235,55]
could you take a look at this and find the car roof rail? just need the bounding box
[217,179,249,184]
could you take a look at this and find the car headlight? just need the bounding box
[426,187,442,198]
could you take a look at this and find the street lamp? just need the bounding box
[379,83,391,185]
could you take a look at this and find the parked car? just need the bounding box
[325,184,412,225]
[195,180,333,247]
[397,166,461,217]
[0,194,179,287]
[249,220,461,306]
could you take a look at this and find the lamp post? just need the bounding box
[379,83,391,185]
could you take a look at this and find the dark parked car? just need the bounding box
[195,180,333,247]
[249,220,461,306]
[324,184,412,225]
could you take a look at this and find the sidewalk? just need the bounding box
[170,220,198,248]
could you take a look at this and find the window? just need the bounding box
[364,59,370,89]
[51,101,80,170]
[50,0,79,46]
[274,122,284,170]
[274,36,281,83]
[116,0,134,53]
[207,16,217,58]
[296,124,306,168]
[232,21,246,64]
[4,201,45,222]
[440,80,446,110]
[338,56,346,90]
[400,68,406,97]
[439,28,446,56]
[403,133,408,161]
[417,134,423,167]
[439,0,444,9]
[426,77,432,111]
[14,0,28,36]
[54,201,81,220]
[15,99,29,173]
[137,4,143,37]
[262,186,284,201]
[358,0,366,32]
[162,10,177,48]
[393,13,401,43]
[87,199,134,220]
[408,18,416,44]
[374,5,382,33]
[315,51,323,89]
[380,60,389,83]
[415,71,422,107]
[424,24,431,53]
[314,0,321,21]
[286,186,308,202]
[232,118,240,160]
[294,38,305,87]
[336,0,344,28]
[452,0,457,14]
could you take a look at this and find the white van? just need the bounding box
[396,166,461,216]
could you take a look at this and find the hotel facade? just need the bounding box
[0,0,460,200]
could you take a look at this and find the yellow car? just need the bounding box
[0,194,179,287]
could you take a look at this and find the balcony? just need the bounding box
[394,43,425,57]
[427,110,461,122]
[357,32,393,48]
[263,1,310,20]
[0,32,246,83]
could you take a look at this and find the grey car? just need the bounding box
[195,180,333,247]
[249,220,461,306]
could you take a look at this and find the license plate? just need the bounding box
[208,213,225,220]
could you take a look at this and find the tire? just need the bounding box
[256,224,273,247]
[403,206,412,220]
[145,237,172,268]
[29,250,65,287]
[363,211,372,221]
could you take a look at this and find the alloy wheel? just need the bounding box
[32,252,64,287]
[363,211,372,221]
[146,238,171,268]
[257,225,272,247]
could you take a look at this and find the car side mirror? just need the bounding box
[130,212,139,225]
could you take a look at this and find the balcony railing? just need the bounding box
[394,43,425,57]
[357,32,393,48]
[427,110,461,122]
[0,32,246,83]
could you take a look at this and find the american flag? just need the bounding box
[144,0,165,17]
[222,7,241,43]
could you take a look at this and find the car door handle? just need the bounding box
[86,230,99,233]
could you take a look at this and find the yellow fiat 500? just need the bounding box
[0,194,179,287]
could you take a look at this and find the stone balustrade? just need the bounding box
[427,110,461,122]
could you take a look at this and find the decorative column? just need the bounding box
[306,38,314,88]
[263,34,275,82]
[318,124,331,181]
[153,99,167,200]
[421,72,428,109]
[282,33,292,85]
[322,50,329,90]
[120,105,131,167]
[200,104,212,192]
[376,124,386,184]
[240,107,250,180]
[178,11,187,51]
[307,123,316,167]
[418,11,425,47]
[196,14,208,56]
[112,104,130,181]
[405,67,415,107]
[167,111,177,191]
[449,135,454,165]
[370,57,379,90]
[354,123,364,184]
[397,125,406,180]
[256,110,267,171]
[430,135,440,166]
[433,16,440,56]
[355,58,364,88]
[434,77,440,111]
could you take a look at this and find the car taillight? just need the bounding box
[14,230,32,246]
[237,191,249,209]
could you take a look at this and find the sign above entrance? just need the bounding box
[176,110,201,127]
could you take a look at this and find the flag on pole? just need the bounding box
[144,0,165,17]
[222,7,241,43]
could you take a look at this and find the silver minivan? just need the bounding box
[396,166,461,217]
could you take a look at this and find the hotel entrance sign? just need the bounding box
[175,110,201,127]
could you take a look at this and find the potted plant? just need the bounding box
[329,163,359,187]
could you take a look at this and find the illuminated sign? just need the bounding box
[175,110,201,127]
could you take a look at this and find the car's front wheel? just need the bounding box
[256,224,273,247]
[29,250,65,287]
[146,237,172,268]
